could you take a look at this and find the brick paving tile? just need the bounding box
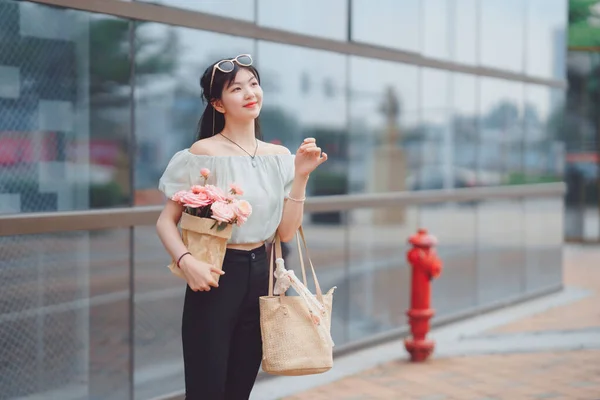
[285,350,600,400]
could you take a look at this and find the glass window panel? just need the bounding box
[347,206,419,341]
[452,0,477,65]
[524,84,565,185]
[134,0,255,22]
[418,68,452,190]
[351,0,421,52]
[452,73,478,186]
[348,56,419,194]
[257,0,347,41]
[478,78,524,186]
[256,41,347,197]
[524,198,563,293]
[422,0,450,60]
[0,2,132,213]
[0,228,131,399]
[133,24,254,205]
[480,0,525,73]
[133,225,184,399]
[476,200,526,305]
[526,0,567,80]
[419,202,477,315]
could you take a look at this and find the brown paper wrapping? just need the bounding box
[168,212,233,284]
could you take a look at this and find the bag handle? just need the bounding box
[267,226,324,304]
[267,234,281,297]
[297,226,324,302]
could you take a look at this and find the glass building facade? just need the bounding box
[0,0,568,399]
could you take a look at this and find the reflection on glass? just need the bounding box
[348,56,419,199]
[524,198,563,293]
[258,0,347,40]
[452,73,478,187]
[526,0,567,80]
[351,0,420,52]
[346,206,419,341]
[480,0,525,73]
[418,68,451,190]
[0,2,131,213]
[134,225,184,400]
[476,200,525,305]
[420,202,477,314]
[422,0,450,60]
[0,229,131,400]
[133,24,253,205]
[257,41,347,198]
[478,78,524,186]
[134,0,255,22]
[452,0,477,65]
[524,84,564,185]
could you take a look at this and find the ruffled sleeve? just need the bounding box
[157,149,216,199]
[158,150,192,199]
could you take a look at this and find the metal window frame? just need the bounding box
[27,0,566,88]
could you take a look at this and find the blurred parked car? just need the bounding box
[406,166,476,191]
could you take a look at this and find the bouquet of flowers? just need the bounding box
[167,168,252,283]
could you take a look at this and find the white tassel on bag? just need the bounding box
[273,258,335,347]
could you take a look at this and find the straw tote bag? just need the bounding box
[259,226,337,376]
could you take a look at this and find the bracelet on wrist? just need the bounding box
[286,195,306,203]
[177,251,192,268]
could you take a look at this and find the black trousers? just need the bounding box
[181,245,269,400]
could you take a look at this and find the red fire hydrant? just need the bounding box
[404,228,443,362]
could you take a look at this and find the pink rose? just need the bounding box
[191,185,207,195]
[181,191,211,208]
[211,201,235,223]
[200,168,210,179]
[229,183,244,196]
[171,190,188,204]
[233,199,252,226]
[190,188,211,202]
[205,184,227,202]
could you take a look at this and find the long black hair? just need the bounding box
[195,57,263,141]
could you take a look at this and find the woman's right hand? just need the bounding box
[179,255,224,291]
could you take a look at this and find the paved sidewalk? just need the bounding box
[285,350,600,400]
[279,245,600,400]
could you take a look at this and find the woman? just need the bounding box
[155,54,327,400]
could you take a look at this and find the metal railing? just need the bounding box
[0,182,566,400]
[0,182,566,236]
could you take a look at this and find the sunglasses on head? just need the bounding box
[208,54,254,136]
[209,54,253,97]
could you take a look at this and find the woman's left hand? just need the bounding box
[294,138,328,178]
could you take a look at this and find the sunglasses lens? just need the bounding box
[236,55,252,66]
[218,60,235,72]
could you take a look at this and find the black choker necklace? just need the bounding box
[219,133,259,167]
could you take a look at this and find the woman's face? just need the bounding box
[215,68,262,122]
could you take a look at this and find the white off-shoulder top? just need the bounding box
[158,149,295,244]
